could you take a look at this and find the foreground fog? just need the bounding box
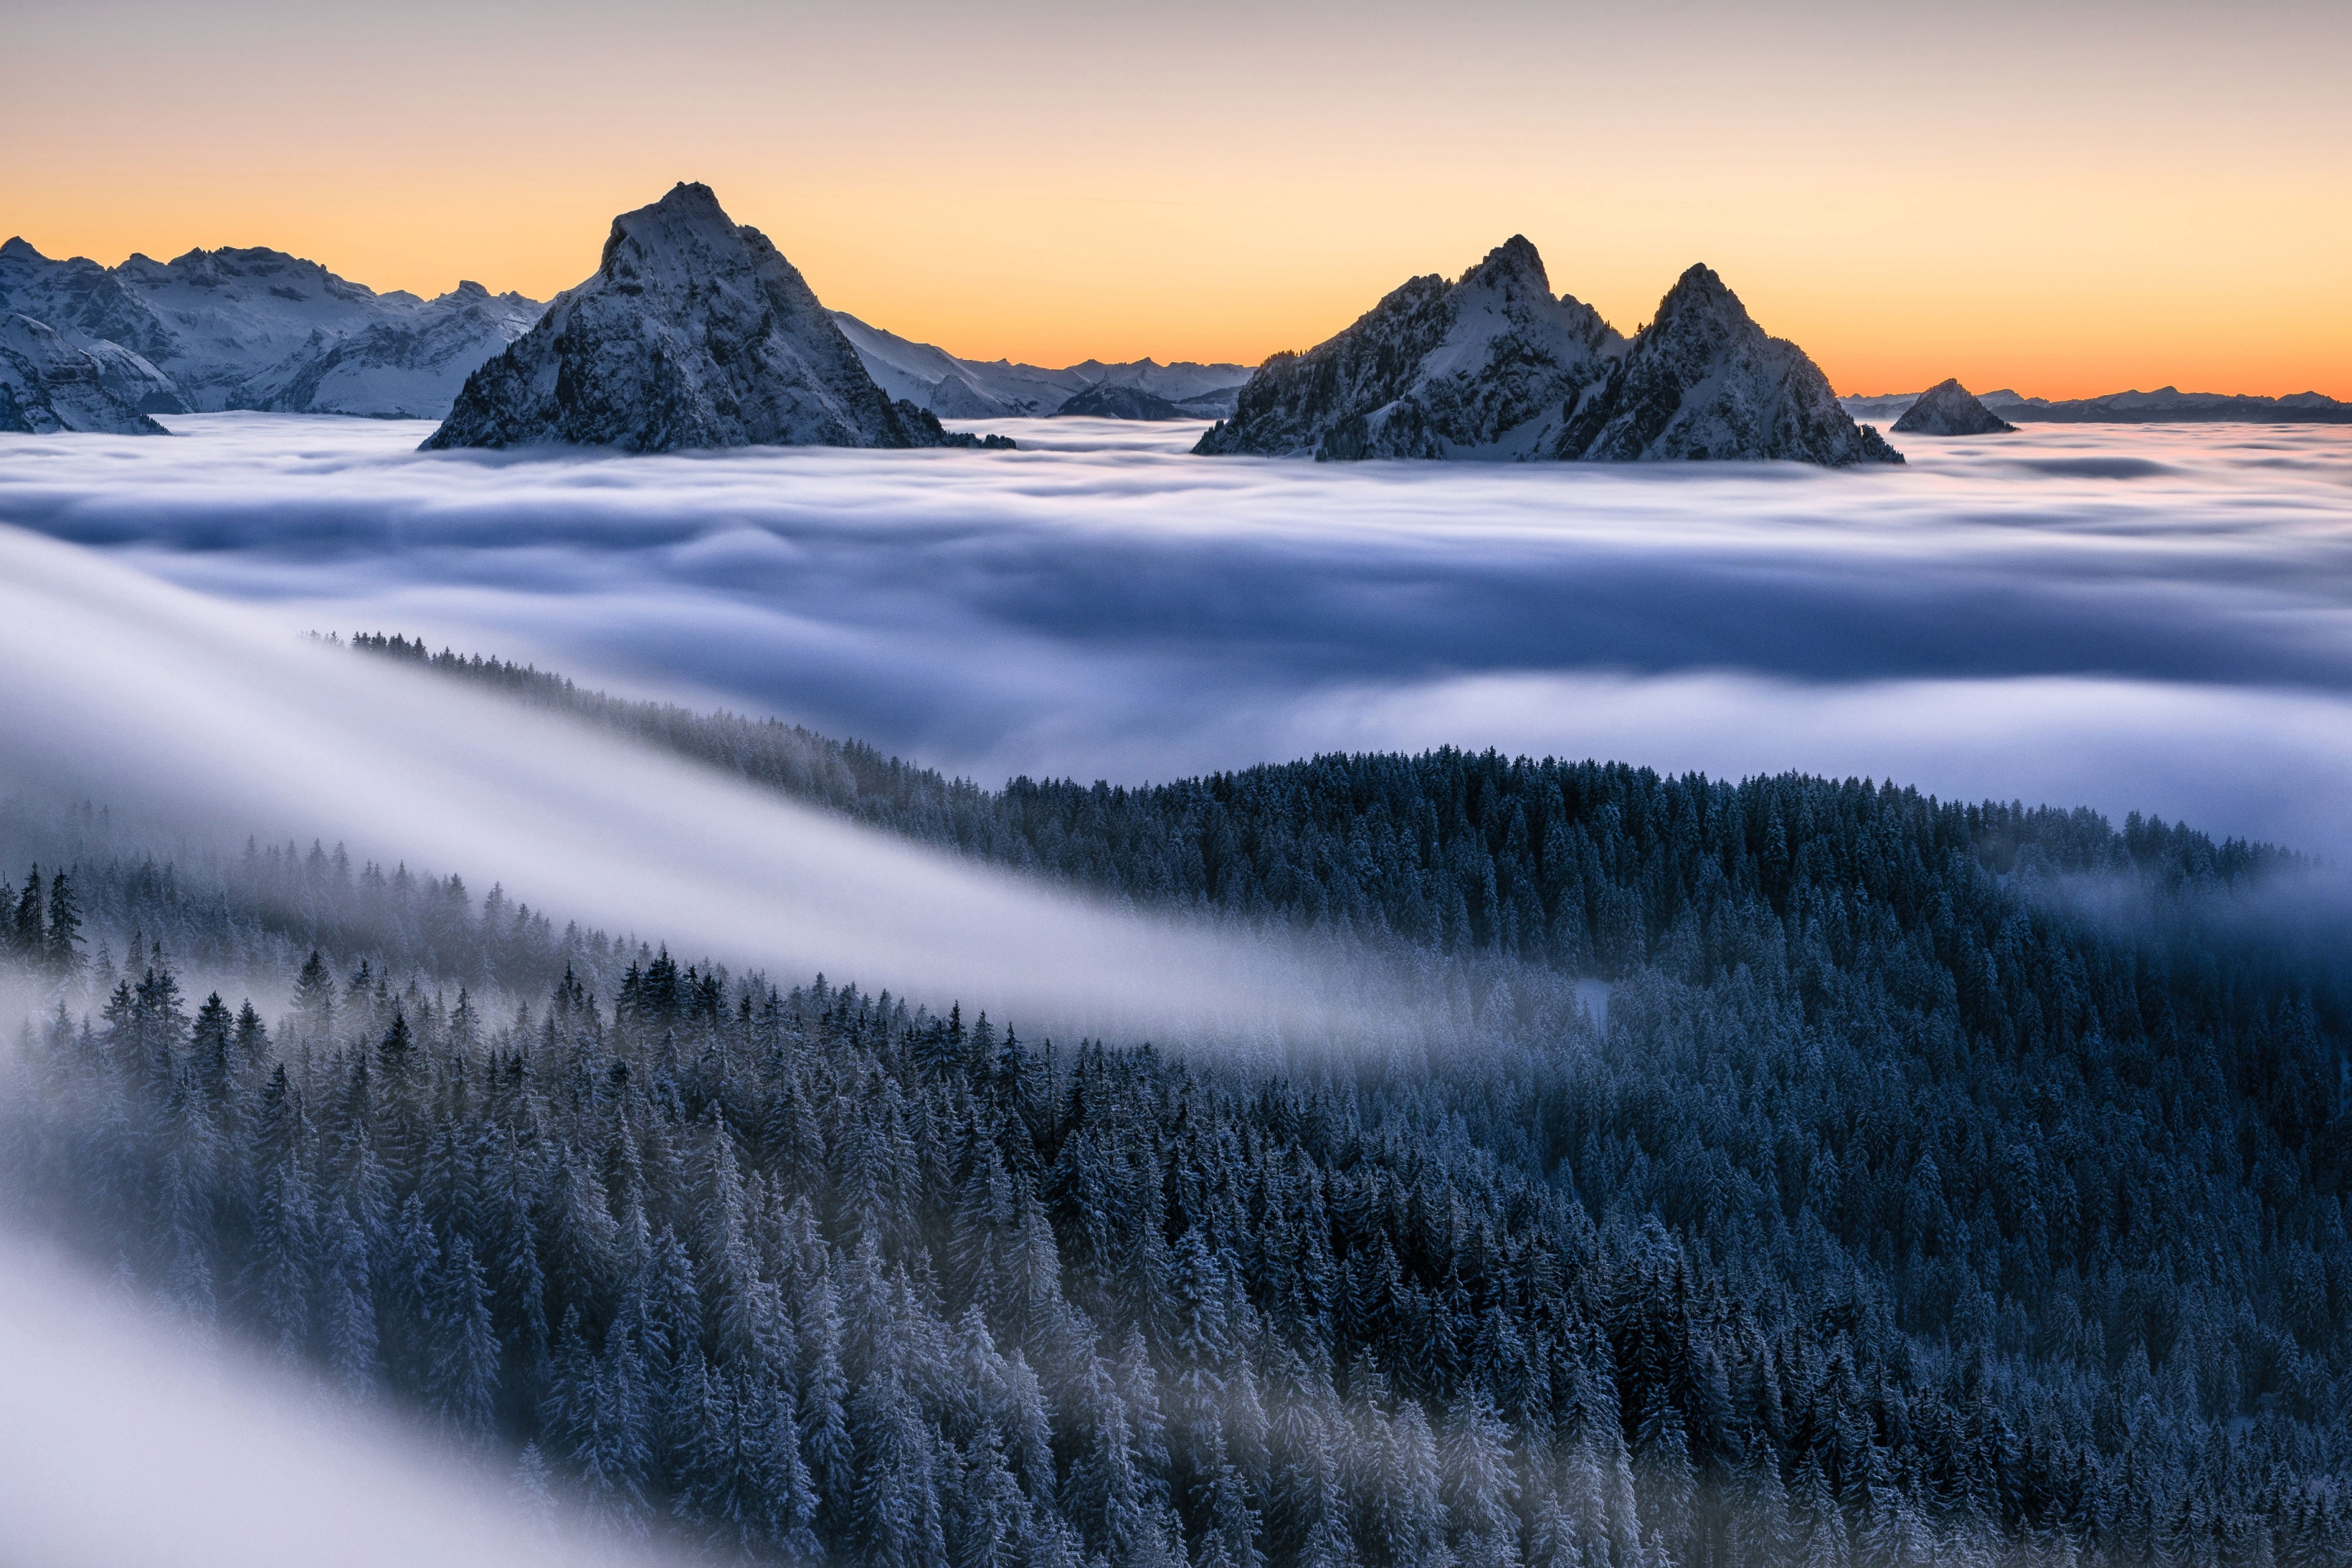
[0,1228,670,1568]
[0,528,1372,1044]
[3,414,2349,854]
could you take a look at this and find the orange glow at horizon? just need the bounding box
[4,1,2347,403]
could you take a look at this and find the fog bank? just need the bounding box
[3,415,2350,854]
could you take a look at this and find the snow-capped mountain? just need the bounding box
[0,236,542,418]
[1198,247,1898,467]
[424,184,1002,454]
[1891,378,2015,436]
[1553,264,1900,466]
[1196,236,1624,459]
[0,313,169,434]
[830,311,1250,418]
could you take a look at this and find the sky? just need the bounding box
[5,0,2347,398]
[5,414,2350,866]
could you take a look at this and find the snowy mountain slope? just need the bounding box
[423,184,998,453]
[1554,265,1900,466]
[1891,378,2014,436]
[830,309,1248,417]
[0,314,169,434]
[1194,235,1625,459]
[0,236,541,417]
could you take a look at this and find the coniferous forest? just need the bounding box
[4,640,2350,1567]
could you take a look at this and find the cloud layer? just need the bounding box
[4,413,2350,855]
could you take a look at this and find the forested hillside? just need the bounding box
[2,645,2348,1566]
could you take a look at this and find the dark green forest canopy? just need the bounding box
[0,640,2345,1566]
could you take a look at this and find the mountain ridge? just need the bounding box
[830,309,1250,418]
[0,237,542,418]
[1197,246,1898,466]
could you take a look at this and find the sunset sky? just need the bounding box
[7,0,2347,398]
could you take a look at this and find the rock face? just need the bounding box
[0,236,541,417]
[831,310,1248,419]
[1056,383,1188,420]
[1553,265,1900,465]
[1198,249,1900,467]
[1891,378,2015,436]
[0,314,170,434]
[424,185,994,453]
[1196,236,1624,459]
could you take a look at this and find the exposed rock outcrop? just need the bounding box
[423,185,998,453]
[1891,378,2016,436]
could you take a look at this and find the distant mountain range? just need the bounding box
[1844,384,2352,425]
[1200,241,1900,466]
[830,312,1249,419]
[0,236,541,423]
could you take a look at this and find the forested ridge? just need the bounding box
[1,642,2347,1567]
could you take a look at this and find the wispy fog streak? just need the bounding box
[0,526,1364,1042]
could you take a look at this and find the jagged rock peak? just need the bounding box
[424,183,1001,454]
[1195,234,1625,460]
[1551,263,1903,467]
[1893,377,2017,436]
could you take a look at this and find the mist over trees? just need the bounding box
[3,646,2349,1567]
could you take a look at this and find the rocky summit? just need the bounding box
[1892,377,2016,436]
[1196,235,1624,460]
[1198,247,1899,467]
[424,185,996,454]
[0,313,169,435]
[1552,265,1900,466]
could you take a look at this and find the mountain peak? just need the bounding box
[1654,263,1747,322]
[429,185,994,454]
[1893,377,2016,436]
[1551,263,1900,466]
[0,237,46,263]
[655,181,726,216]
[1459,234,1550,296]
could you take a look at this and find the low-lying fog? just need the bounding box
[4,414,2349,857]
[0,528,1384,1047]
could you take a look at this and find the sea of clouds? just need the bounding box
[3,413,2350,859]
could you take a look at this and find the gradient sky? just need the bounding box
[6,0,2347,397]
